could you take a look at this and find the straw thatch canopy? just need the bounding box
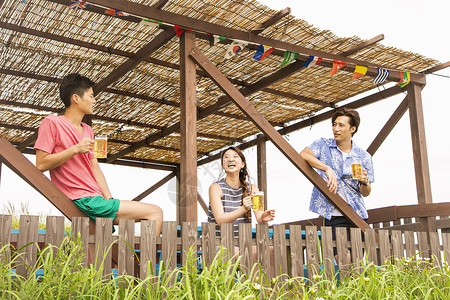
[0,0,441,169]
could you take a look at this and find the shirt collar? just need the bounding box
[331,139,358,156]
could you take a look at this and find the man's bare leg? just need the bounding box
[114,200,163,234]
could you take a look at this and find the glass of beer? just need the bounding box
[352,163,362,180]
[94,136,107,158]
[252,192,264,211]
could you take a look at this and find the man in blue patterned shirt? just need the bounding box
[300,108,374,235]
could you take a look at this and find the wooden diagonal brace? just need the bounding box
[188,47,371,232]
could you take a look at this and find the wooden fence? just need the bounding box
[1,214,450,282]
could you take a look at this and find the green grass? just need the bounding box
[1,236,450,299]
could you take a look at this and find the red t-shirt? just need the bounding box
[34,115,103,200]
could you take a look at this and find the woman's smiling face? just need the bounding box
[222,149,245,174]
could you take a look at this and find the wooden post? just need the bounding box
[176,167,180,224]
[179,30,198,223]
[257,135,268,208]
[407,83,434,232]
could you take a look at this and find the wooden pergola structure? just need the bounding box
[0,0,449,232]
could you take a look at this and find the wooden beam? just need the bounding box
[263,87,332,107]
[179,30,197,223]
[94,29,175,92]
[0,135,93,226]
[153,0,169,9]
[198,85,404,166]
[197,59,320,120]
[407,83,434,232]
[256,135,268,208]
[15,145,178,171]
[17,132,39,152]
[366,96,408,156]
[87,0,426,84]
[132,171,175,201]
[250,7,291,35]
[0,65,282,128]
[197,191,208,215]
[283,203,450,228]
[423,61,450,74]
[189,47,371,231]
[106,53,315,163]
[340,34,384,57]
[0,97,245,143]
[0,21,331,118]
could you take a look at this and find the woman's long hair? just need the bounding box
[220,147,251,221]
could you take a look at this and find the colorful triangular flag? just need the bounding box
[174,25,192,37]
[304,55,323,68]
[330,60,347,76]
[105,8,128,16]
[352,65,367,79]
[140,18,161,27]
[280,51,299,67]
[68,0,89,10]
[225,40,247,59]
[253,45,275,61]
[373,68,390,84]
[213,35,227,45]
[397,71,410,88]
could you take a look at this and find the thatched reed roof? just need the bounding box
[0,0,441,169]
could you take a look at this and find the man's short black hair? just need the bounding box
[59,73,95,108]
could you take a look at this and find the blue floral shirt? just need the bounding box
[308,138,374,220]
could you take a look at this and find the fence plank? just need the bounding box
[118,219,135,276]
[442,233,450,265]
[364,229,378,265]
[417,231,429,259]
[335,227,350,279]
[350,228,363,273]
[320,226,334,280]
[378,229,390,264]
[140,220,156,279]
[95,218,113,277]
[45,216,65,250]
[391,230,403,260]
[201,222,216,269]
[71,217,89,267]
[404,231,416,258]
[256,224,270,280]
[182,222,198,267]
[162,221,177,277]
[273,224,288,279]
[238,223,253,277]
[220,223,234,262]
[43,216,64,274]
[0,215,12,263]
[429,232,441,266]
[305,226,319,281]
[290,225,304,278]
[16,215,39,277]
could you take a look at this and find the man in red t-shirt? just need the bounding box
[35,73,163,234]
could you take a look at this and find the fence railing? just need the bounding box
[1,214,450,281]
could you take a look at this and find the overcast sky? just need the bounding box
[1,0,449,226]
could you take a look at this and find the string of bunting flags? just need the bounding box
[67,0,412,88]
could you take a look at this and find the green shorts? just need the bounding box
[73,196,120,221]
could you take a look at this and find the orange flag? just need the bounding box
[331,60,347,76]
